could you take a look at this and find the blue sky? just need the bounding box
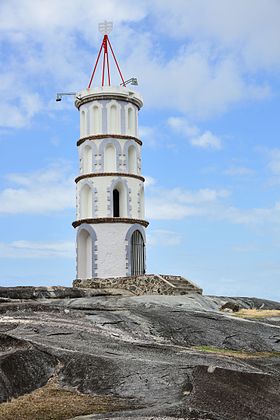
[1,0,280,300]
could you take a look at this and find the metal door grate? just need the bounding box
[131,230,145,276]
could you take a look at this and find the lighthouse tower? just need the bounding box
[73,22,148,280]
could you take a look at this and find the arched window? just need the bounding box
[80,185,92,219]
[131,230,145,276]
[113,189,120,217]
[104,144,116,172]
[91,106,101,134]
[127,145,137,173]
[127,107,135,135]
[77,229,92,279]
[80,110,86,137]
[112,181,127,217]
[82,145,92,174]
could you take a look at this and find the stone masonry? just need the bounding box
[73,274,203,296]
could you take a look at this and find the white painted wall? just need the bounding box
[93,223,130,278]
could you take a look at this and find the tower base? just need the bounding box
[73,274,202,296]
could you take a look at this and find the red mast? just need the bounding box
[88,21,126,88]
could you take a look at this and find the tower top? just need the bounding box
[88,21,126,89]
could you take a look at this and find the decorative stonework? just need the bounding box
[73,274,203,296]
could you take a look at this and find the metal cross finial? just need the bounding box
[98,20,113,35]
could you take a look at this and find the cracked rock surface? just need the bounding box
[0,288,280,419]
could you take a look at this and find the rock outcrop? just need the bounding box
[0,287,280,419]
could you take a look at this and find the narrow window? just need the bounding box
[113,189,120,217]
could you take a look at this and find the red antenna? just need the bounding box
[88,21,126,89]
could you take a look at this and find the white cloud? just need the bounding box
[147,229,182,247]
[0,161,75,214]
[167,117,222,149]
[0,0,277,127]
[233,244,257,253]
[126,45,269,118]
[152,0,280,71]
[267,149,280,174]
[220,202,280,225]
[138,125,158,148]
[0,240,74,258]
[190,131,222,150]
[0,73,43,128]
[145,180,280,227]
[146,186,229,220]
[167,117,198,137]
[224,166,254,176]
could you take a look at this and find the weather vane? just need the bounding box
[98,20,113,35]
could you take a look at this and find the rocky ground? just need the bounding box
[0,287,280,419]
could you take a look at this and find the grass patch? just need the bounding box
[192,345,280,359]
[0,377,134,420]
[233,309,280,319]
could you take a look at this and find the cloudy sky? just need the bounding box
[1,0,280,300]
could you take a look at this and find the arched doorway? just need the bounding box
[131,230,145,276]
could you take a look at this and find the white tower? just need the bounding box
[73,24,148,279]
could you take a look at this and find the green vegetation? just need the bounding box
[192,345,280,359]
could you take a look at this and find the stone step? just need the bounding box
[169,280,197,288]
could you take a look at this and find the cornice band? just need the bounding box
[75,94,142,110]
[73,218,149,228]
[75,172,145,183]
[77,134,142,147]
